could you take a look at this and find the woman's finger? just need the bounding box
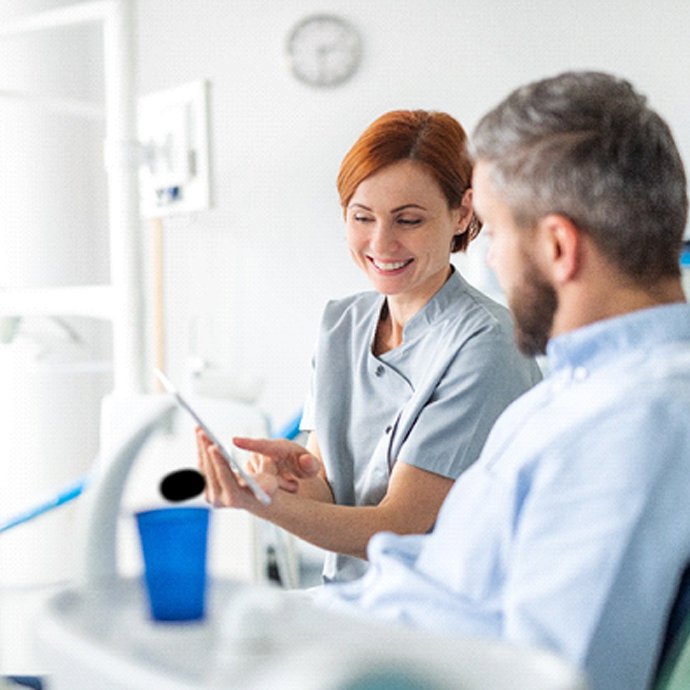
[233,437,320,478]
[209,444,256,509]
[196,428,214,503]
[246,452,260,474]
[200,436,225,507]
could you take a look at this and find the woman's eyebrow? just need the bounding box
[390,203,427,213]
[347,203,428,213]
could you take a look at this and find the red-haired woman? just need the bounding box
[198,110,541,583]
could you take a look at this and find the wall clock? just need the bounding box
[286,14,362,88]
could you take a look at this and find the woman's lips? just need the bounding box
[368,257,414,273]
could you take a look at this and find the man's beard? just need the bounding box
[510,256,558,357]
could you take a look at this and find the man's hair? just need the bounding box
[472,71,688,283]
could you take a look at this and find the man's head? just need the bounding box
[471,71,688,355]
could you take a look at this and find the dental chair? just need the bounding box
[654,562,690,689]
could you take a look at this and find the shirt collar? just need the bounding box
[401,267,466,340]
[546,302,690,373]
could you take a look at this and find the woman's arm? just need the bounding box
[199,429,452,560]
[261,460,452,559]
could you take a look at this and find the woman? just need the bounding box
[198,110,542,583]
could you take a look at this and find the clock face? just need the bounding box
[286,14,361,88]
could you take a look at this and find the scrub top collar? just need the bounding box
[546,301,690,374]
[378,266,466,345]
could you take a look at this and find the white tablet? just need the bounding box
[154,369,271,506]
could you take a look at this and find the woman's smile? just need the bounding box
[367,256,415,273]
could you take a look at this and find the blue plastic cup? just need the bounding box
[135,506,210,622]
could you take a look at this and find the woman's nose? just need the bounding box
[369,222,396,254]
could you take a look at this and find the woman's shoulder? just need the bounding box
[441,277,542,382]
[321,291,381,330]
[443,273,515,338]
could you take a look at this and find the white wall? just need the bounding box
[134,0,690,427]
[0,0,687,468]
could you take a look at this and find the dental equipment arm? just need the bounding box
[76,398,175,586]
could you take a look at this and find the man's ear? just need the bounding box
[538,213,582,285]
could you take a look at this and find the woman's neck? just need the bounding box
[373,266,453,355]
[373,303,403,355]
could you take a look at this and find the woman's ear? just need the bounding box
[457,188,474,232]
[450,189,476,252]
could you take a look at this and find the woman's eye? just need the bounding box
[397,217,422,226]
[353,215,373,223]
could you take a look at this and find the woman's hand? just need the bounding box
[245,451,300,493]
[198,428,452,558]
[196,428,279,511]
[234,436,322,493]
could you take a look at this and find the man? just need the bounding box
[309,71,690,690]
[206,72,690,690]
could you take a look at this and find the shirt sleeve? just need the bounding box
[398,331,540,479]
[315,531,503,636]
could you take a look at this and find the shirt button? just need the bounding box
[385,425,392,434]
[374,365,385,377]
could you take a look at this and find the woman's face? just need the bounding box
[346,159,469,306]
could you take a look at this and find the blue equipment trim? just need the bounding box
[0,408,303,534]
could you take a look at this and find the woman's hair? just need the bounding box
[337,110,481,253]
[472,71,688,283]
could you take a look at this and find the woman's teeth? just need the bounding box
[373,259,411,270]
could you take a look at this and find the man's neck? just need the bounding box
[552,273,687,338]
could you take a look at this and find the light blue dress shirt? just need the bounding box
[301,269,542,582]
[316,303,690,690]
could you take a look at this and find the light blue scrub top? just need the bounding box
[316,303,690,690]
[301,269,542,582]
